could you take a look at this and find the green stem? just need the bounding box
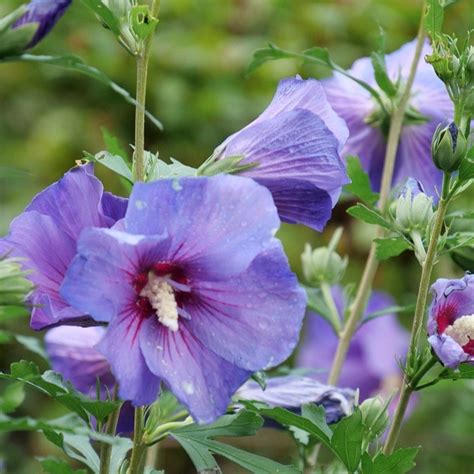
[383,176,450,455]
[99,390,122,474]
[321,282,342,333]
[327,3,427,385]
[128,406,146,474]
[132,0,160,182]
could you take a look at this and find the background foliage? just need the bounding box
[0,0,473,472]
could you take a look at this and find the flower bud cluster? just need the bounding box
[426,34,474,117]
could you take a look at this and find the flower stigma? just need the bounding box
[140,273,180,331]
[444,314,474,353]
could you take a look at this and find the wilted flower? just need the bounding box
[60,175,306,423]
[13,0,72,49]
[235,375,355,424]
[431,122,467,173]
[324,40,453,198]
[205,76,349,231]
[297,286,409,401]
[0,165,127,330]
[428,274,474,369]
[45,326,134,434]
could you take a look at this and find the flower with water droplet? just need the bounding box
[428,274,474,369]
[205,76,349,231]
[0,165,127,330]
[60,175,306,423]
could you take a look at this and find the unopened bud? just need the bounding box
[360,396,390,441]
[301,244,347,286]
[392,179,434,233]
[431,122,467,173]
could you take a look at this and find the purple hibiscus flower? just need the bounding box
[324,40,453,198]
[60,175,307,423]
[297,286,409,401]
[210,76,349,231]
[0,164,127,330]
[428,274,474,369]
[14,0,72,49]
[235,375,355,424]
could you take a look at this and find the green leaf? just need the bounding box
[344,156,379,205]
[84,150,133,182]
[347,203,393,230]
[331,409,364,473]
[458,155,474,183]
[101,127,129,162]
[15,334,49,361]
[374,237,412,261]
[147,158,197,181]
[171,410,298,473]
[371,51,397,97]
[0,382,25,413]
[424,0,444,36]
[361,447,419,474]
[304,287,334,326]
[441,364,474,380]
[80,0,121,36]
[362,303,416,324]
[1,54,163,131]
[246,43,295,76]
[39,457,88,474]
[130,5,159,41]
[0,361,120,423]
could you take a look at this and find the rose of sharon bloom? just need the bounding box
[0,165,127,330]
[428,274,474,369]
[297,286,408,401]
[212,76,349,231]
[45,326,134,434]
[235,375,355,424]
[14,0,72,48]
[60,175,306,423]
[324,40,453,198]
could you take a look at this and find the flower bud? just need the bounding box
[301,243,347,286]
[360,396,390,441]
[392,179,434,234]
[431,122,468,173]
[0,257,33,308]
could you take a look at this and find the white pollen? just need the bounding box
[444,314,474,347]
[140,274,179,331]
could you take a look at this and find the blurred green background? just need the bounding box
[0,0,473,472]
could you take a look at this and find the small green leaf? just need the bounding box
[130,5,158,41]
[246,43,295,76]
[301,46,332,67]
[458,154,474,183]
[344,156,379,205]
[101,127,129,162]
[331,409,364,473]
[147,158,197,181]
[84,150,133,182]
[15,334,49,361]
[441,364,474,380]
[374,237,412,261]
[347,203,393,230]
[80,0,121,36]
[0,382,25,413]
[361,447,419,473]
[424,0,444,37]
[371,51,397,97]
